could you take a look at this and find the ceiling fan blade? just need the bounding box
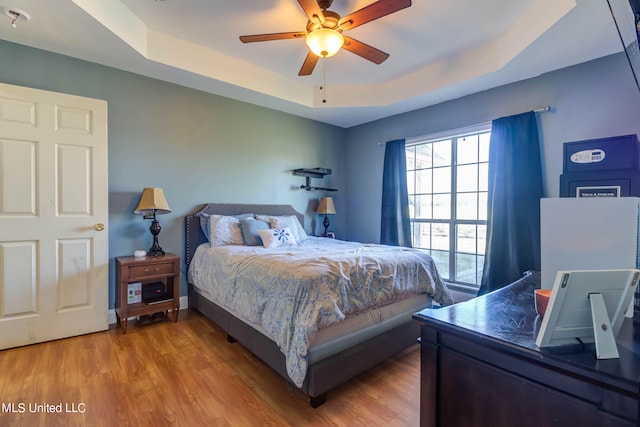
[342,36,389,64]
[297,0,325,25]
[299,52,319,76]
[240,32,307,43]
[339,0,411,31]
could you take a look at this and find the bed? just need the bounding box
[185,203,452,407]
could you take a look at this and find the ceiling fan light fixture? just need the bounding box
[306,28,344,58]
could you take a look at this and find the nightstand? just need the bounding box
[115,253,180,334]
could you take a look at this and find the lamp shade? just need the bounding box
[316,197,336,215]
[306,28,344,58]
[133,188,171,214]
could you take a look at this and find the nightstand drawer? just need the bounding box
[128,262,175,279]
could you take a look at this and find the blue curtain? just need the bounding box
[479,112,543,295]
[380,139,412,247]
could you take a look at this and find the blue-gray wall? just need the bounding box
[0,40,346,308]
[3,38,640,308]
[345,53,640,243]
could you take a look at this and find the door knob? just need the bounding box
[95,223,105,231]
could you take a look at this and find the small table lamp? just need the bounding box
[133,188,172,256]
[316,197,336,237]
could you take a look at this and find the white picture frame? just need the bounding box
[536,269,639,359]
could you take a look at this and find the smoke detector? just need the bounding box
[3,7,30,28]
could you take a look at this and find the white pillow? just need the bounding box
[208,215,244,246]
[257,228,298,248]
[256,214,308,242]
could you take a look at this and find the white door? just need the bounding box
[0,83,108,349]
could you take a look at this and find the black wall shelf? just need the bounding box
[293,168,337,192]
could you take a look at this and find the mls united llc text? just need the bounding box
[2,402,86,413]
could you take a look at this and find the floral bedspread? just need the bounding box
[187,237,452,387]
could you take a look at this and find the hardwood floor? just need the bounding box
[0,310,420,426]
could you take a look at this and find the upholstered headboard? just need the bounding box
[184,203,305,267]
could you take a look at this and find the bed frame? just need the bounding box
[185,203,422,407]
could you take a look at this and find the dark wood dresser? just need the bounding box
[413,271,640,427]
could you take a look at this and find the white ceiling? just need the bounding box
[0,0,624,127]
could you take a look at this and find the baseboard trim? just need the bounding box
[108,295,189,325]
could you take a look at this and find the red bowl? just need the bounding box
[534,289,552,317]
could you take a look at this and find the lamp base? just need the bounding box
[322,215,330,236]
[148,218,165,256]
[148,245,165,257]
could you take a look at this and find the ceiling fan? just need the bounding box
[239,0,412,76]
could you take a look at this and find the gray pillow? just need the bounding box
[240,218,270,246]
[198,212,254,241]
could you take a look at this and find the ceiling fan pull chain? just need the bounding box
[321,57,327,104]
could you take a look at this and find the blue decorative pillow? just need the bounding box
[257,228,298,248]
[240,218,270,246]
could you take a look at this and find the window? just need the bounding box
[406,126,491,289]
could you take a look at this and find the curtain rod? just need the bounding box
[533,105,551,113]
[377,105,551,146]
